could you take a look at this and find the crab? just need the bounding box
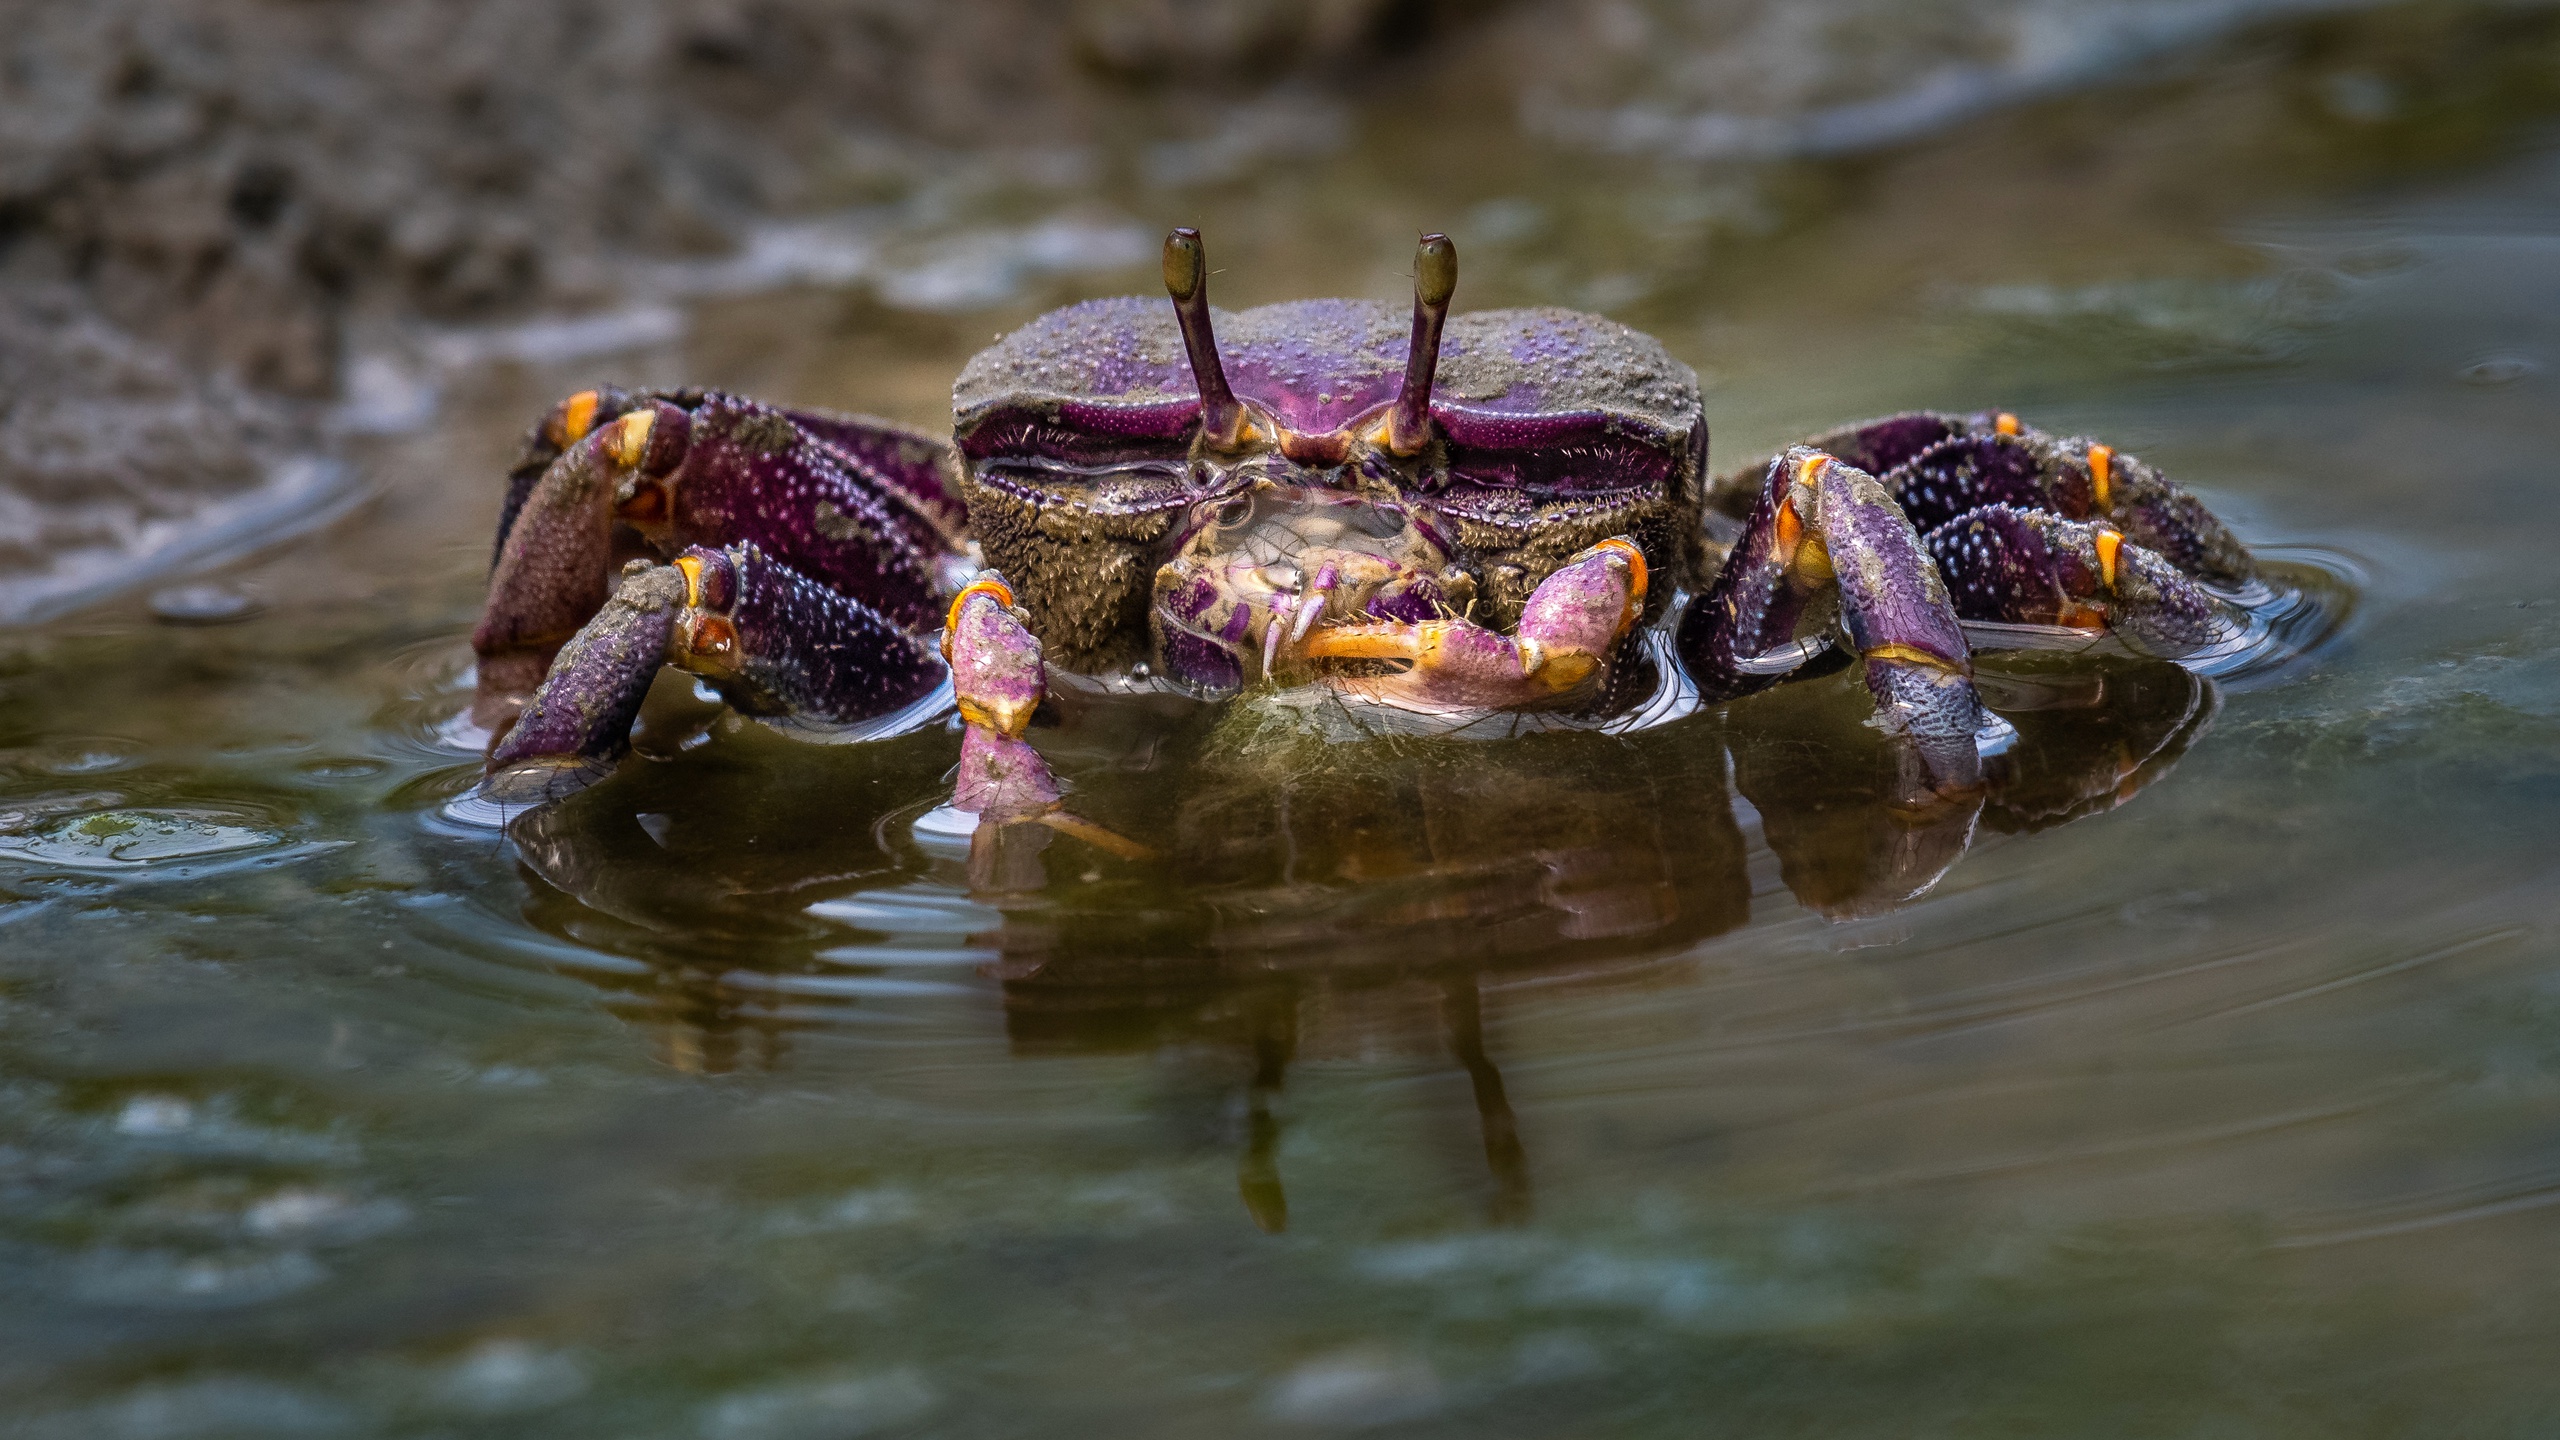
[469,228,2256,858]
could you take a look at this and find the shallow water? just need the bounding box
[9,11,2560,1436]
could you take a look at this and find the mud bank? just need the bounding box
[0,0,1470,619]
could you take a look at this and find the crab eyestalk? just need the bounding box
[1163,228,1250,452]
[1385,233,1456,457]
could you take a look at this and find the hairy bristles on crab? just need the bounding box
[466,226,2262,852]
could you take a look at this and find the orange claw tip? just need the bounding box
[2087,443,2115,509]
[673,554,705,606]
[1589,536,1649,604]
[1994,412,2021,436]
[546,390,602,448]
[944,576,1017,631]
[615,483,668,525]
[603,409,655,468]
[1521,639,1599,692]
[2093,526,2123,591]
[1773,496,1804,557]
[956,695,1035,738]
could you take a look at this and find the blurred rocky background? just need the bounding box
[5,0,2558,619]
[0,0,1490,618]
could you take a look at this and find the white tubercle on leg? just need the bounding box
[1261,601,1290,678]
[1288,562,1338,647]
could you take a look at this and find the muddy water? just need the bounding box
[8,20,2560,1439]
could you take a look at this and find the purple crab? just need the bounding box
[469,228,2254,846]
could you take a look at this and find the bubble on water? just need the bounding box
[106,1093,355,1163]
[430,709,494,754]
[1261,1345,1444,1428]
[428,1339,590,1415]
[0,810,281,870]
[698,1367,938,1440]
[765,1186,922,1236]
[1524,1251,1729,1321]
[432,789,523,833]
[908,805,980,861]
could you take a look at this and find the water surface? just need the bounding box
[6,14,2560,1436]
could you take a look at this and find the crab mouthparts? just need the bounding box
[1152,487,1478,690]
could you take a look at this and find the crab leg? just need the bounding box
[1680,448,1988,797]
[474,390,969,734]
[1298,538,1646,711]
[1924,504,2229,657]
[479,561,685,805]
[482,543,942,805]
[606,393,956,630]
[473,405,682,731]
[1748,411,2254,588]
[492,385,645,565]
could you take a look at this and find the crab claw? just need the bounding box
[954,725,1062,824]
[940,575,1156,859]
[943,575,1054,826]
[942,576,1044,738]
[482,560,686,806]
[1302,538,1645,711]
[473,407,675,732]
[1682,449,1989,801]
[1925,504,2229,658]
[483,543,948,807]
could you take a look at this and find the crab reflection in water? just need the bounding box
[509,653,2212,1228]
